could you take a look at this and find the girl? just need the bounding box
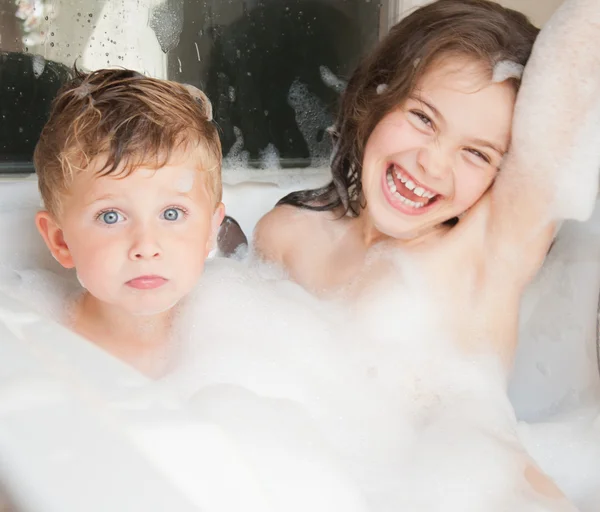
[254,0,600,506]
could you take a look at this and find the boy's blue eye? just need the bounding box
[162,208,181,221]
[101,211,122,224]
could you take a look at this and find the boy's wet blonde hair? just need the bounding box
[34,68,221,217]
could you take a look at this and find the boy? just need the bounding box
[34,69,225,378]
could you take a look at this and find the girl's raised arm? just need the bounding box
[488,0,600,270]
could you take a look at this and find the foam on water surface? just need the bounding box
[0,177,599,510]
[164,255,596,511]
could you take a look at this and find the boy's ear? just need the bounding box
[35,211,75,269]
[207,202,226,255]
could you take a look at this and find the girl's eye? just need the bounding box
[466,148,491,164]
[410,110,433,127]
[162,207,185,221]
[99,210,123,225]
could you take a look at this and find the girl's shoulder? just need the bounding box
[254,205,345,263]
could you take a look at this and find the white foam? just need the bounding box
[173,168,195,193]
[0,179,599,510]
[148,0,184,54]
[163,253,598,510]
[223,126,250,173]
[287,79,332,167]
[507,0,600,223]
[259,144,281,170]
[319,65,347,93]
[182,84,213,121]
[73,83,92,99]
[492,60,524,83]
[31,55,46,78]
[376,84,388,95]
[0,267,80,323]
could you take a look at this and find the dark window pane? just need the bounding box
[169,0,383,171]
[0,0,387,176]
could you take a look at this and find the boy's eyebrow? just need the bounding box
[87,190,194,200]
[86,193,116,206]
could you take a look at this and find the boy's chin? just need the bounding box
[98,294,183,317]
[126,299,182,317]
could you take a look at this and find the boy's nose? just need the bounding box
[129,230,162,260]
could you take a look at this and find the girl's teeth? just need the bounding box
[398,195,425,208]
[412,187,434,199]
[391,166,436,199]
[394,167,406,183]
[386,168,430,208]
[386,172,397,193]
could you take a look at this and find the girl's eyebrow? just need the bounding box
[410,95,505,155]
[409,95,443,120]
[468,138,506,156]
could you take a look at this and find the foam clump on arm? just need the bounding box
[498,0,600,224]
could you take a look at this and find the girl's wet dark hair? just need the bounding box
[278,0,539,216]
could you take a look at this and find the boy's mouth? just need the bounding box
[126,275,168,290]
[384,164,440,210]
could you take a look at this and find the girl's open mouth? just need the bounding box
[382,164,440,214]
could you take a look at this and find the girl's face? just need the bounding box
[361,56,516,239]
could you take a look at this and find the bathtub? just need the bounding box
[0,175,599,511]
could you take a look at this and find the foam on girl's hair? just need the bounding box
[492,60,524,83]
[376,84,388,95]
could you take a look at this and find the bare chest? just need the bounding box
[342,237,521,362]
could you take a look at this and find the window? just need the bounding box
[0,0,393,178]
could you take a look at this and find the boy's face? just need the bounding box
[37,149,224,316]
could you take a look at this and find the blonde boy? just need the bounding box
[34,69,225,377]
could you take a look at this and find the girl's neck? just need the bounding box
[353,210,389,248]
[353,210,448,250]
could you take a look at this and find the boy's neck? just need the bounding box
[72,292,177,378]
